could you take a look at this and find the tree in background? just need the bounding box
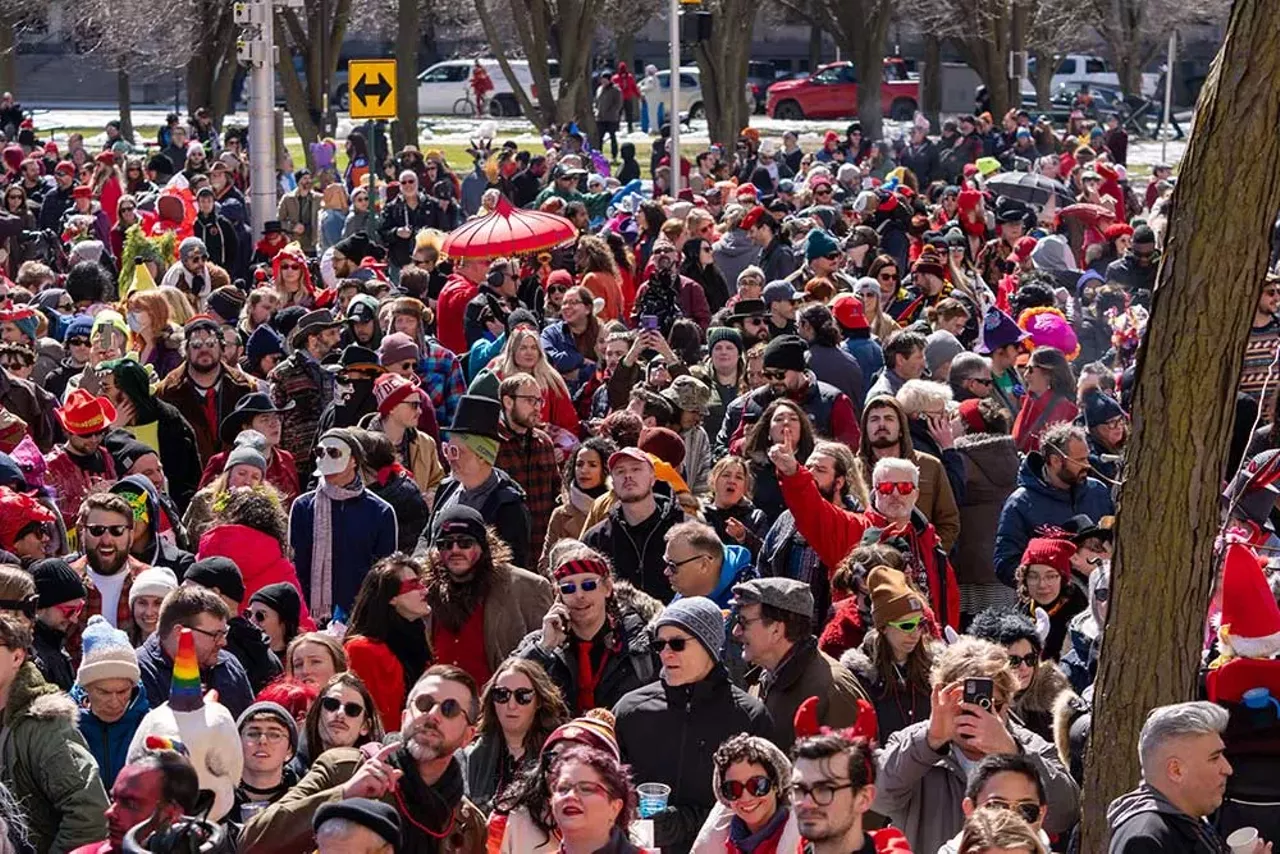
[1088,0,1229,98]
[691,0,755,146]
[1078,0,1280,845]
[274,0,352,168]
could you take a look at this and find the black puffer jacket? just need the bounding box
[612,666,774,854]
[225,614,282,694]
[583,496,685,602]
[371,468,430,553]
[516,609,656,716]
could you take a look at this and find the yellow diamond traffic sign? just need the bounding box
[349,59,397,119]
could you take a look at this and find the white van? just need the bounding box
[417,58,561,117]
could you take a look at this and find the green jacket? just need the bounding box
[531,184,613,219]
[0,662,109,853]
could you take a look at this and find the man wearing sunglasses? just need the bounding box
[238,665,488,853]
[614,596,773,854]
[1103,224,1159,307]
[934,754,1049,854]
[785,228,854,294]
[30,557,87,691]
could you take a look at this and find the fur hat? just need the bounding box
[1017,306,1080,360]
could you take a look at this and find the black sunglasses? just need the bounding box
[720,775,773,801]
[1007,652,1039,668]
[67,337,91,347]
[412,694,472,722]
[437,536,478,551]
[314,446,346,459]
[651,637,690,653]
[85,523,128,537]
[320,696,365,718]
[491,687,535,705]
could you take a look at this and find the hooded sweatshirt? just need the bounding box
[1106,783,1229,853]
[109,473,195,577]
[712,228,761,295]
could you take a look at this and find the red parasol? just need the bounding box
[1057,203,1114,228]
[442,195,578,260]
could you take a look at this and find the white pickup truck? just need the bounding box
[1022,54,1160,98]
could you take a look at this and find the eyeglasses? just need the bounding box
[815,187,833,196]
[54,601,83,619]
[877,272,899,281]
[969,377,994,386]
[984,800,1043,824]
[886,616,923,633]
[875,481,916,496]
[248,608,271,624]
[437,536,478,551]
[491,686,535,705]
[320,696,365,718]
[188,339,219,350]
[85,523,128,537]
[189,624,229,642]
[278,263,301,271]
[1007,652,1039,668]
[119,205,136,213]
[552,780,611,799]
[720,775,773,801]
[397,577,425,596]
[792,780,854,805]
[823,252,841,261]
[411,693,473,722]
[664,554,702,572]
[547,285,568,295]
[559,577,603,596]
[400,399,423,410]
[651,636,690,653]
[243,729,288,744]
[512,394,544,405]
[401,178,417,185]
[314,446,347,460]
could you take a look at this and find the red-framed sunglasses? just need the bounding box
[875,481,915,496]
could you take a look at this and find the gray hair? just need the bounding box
[872,456,919,487]
[950,352,990,384]
[896,379,952,417]
[1137,701,1228,777]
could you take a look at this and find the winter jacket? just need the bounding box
[289,484,398,617]
[1107,783,1229,854]
[712,229,760,293]
[225,613,283,693]
[136,631,254,719]
[613,666,775,854]
[841,334,885,397]
[31,621,74,692]
[276,189,322,253]
[842,636,931,743]
[745,636,869,752]
[596,82,625,122]
[864,367,907,402]
[494,422,560,563]
[0,369,62,453]
[703,499,770,560]
[908,419,967,508]
[633,273,712,331]
[852,446,959,555]
[369,466,431,553]
[358,413,445,498]
[72,682,149,789]
[757,237,798,283]
[239,748,486,854]
[432,561,554,678]
[1104,254,1158,303]
[114,393,203,513]
[952,433,1020,588]
[0,662,109,854]
[417,469,532,571]
[715,375,860,458]
[900,140,941,186]
[268,350,334,485]
[197,529,308,631]
[540,320,598,390]
[994,453,1115,586]
[1022,584,1087,663]
[537,494,591,573]
[583,495,687,602]
[154,362,259,464]
[1059,611,1099,693]
[807,343,864,411]
[193,211,239,271]
[1013,391,1079,454]
[874,718,1080,854]
[463,733,535,817]
[516,609,656,716]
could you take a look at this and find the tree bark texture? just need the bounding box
[922,35,942,129]
[116,68,134,141]
[275,0,351,168]
[185,0,239,123]
[694,0,753,146]
[394,0,420,150]
[1078,0,1280,847]
[0,15,15,96]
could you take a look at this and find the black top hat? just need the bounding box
[324,344,385,375]
[1062,514,1113,545]
[262,220,285,235]
[728,298,768,321]
[289,309,342,350]
[447,394,502,440]
[219,392,295,446]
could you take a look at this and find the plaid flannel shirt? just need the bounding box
[496,423,560,564]
[418,338,465,428]
[65,554,147,666]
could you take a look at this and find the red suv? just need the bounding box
[766,59,919,121]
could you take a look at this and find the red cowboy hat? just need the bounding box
[55,389,117,437]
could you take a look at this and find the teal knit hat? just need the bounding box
[707,326,743,355]
[804,229,840,261]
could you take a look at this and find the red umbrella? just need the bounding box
[442,195,578,260]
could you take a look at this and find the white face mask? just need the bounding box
[315,439,352,476]
[126,311,144,333]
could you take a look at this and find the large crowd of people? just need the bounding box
[0,87,1271,854]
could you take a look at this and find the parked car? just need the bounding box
[765,58,920,121]
[1020,81,1131,123]
[1021,54,1160,99]
[411,58,560,117]
[655,67,706,118]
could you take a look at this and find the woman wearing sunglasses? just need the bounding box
[295,672,383,773]
[270,244,315,309]
[967,608,1074,744]
[344,554,434,733]
[516,543,655,717]
[843,565,936,744]
[464,658,568,815]
[692,733,800,853]
[863,255,905,341]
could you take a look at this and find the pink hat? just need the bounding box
[1017,307,1080,360]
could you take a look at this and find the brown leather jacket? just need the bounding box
[154,362,259,464]
[0,368,62,452]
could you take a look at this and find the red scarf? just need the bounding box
[575,636,612,712]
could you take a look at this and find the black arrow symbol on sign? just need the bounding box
[354,73,392,107]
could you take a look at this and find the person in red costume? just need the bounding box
[471,60,494,118]
[436,255,491,356]
[772,443,959,630]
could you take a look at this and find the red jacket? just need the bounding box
[198,446,300,507]
[197,525,315,631]
[797,828,912,852]
[344,636,404,734]
[437,274,480,355]
[1012,392,1079,454]
[779,466,959,629]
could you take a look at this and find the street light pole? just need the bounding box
[668,0,680,198]
[237,0,277,238]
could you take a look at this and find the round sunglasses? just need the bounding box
[720,775,773,801]
[320,696,365,718]
[491,687,535,705]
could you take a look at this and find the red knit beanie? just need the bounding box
[1020,537,1077,581]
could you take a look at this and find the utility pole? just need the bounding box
[236,0,303,238]
[668,0,681,197]
[1008,0,1027,113]
[1161,30,1177,163]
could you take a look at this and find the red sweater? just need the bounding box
[345,636,405,734]
[1012,392,1079,454]
[197,525,316,631]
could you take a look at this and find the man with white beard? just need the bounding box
[237,664,488,853]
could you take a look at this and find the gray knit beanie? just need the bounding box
[224,429,268,474]
[654,596,725,663]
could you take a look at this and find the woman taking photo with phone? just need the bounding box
[692,734,801,853]
[464,658,569,815]
[516,542,656,716]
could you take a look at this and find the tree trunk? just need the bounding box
[0,14,15,96]
[1032,48,1053,109]
[394,0,420,150]
[922,34,942,130]
[616,32,636,73]
[116,69,134,142]
[808,24,822,71]
[275,17,322,167]
[694,0,753,146]
[1078,0,1280,847]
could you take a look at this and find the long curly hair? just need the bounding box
[476,658,569,756]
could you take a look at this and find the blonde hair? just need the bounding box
[931,637,1019,708]
[956,806,1046,854]
[896,379,953,417]
[499,328,571,400]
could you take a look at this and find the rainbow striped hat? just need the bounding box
[169,628,203,712]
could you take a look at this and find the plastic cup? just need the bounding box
[1227,827,1259,854]
[636,782,671,818]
